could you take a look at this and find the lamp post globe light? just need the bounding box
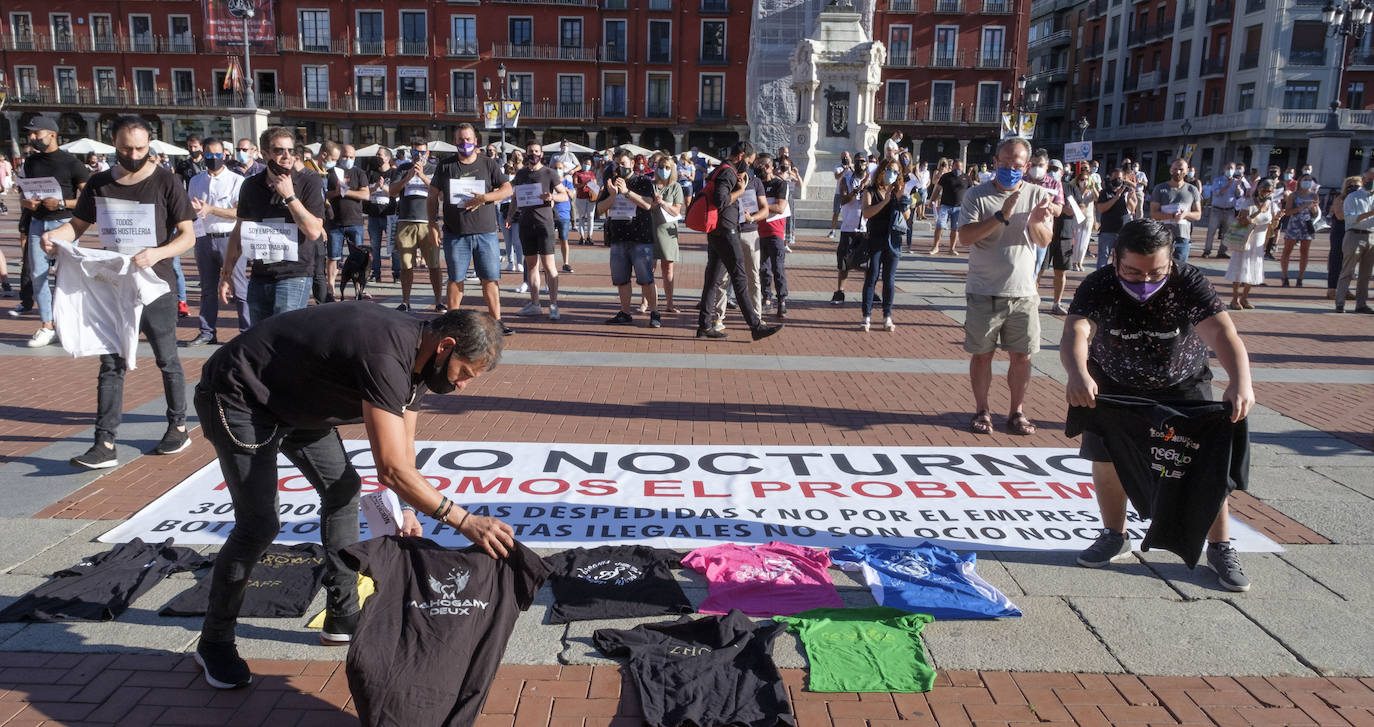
[1321,0,1373,130]
[1078,116,1090,142]
[483,64,520,162]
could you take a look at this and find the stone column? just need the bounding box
[909,138,923,162]
[630,129,642,146]
[586,130,600,151]
[958,139,970,166]
[1249,142,1273,173]
[672,129,686,154]
[338,121,355,146]
[4,112,19,159]
[80,113,100,140]
[535,129,547,145]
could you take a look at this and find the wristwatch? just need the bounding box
[994,210,1010,226]
[282,194,297,205]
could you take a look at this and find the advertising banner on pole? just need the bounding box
[483,101,521,130]
[203,0,277,54]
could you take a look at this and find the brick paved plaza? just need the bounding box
[0,204,1370,726]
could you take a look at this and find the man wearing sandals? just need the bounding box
[1061,218,1255,592]
[960,137,1056,436]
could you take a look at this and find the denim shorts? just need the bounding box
[937,205,961,231]
[609,242,655,286]
[326,225,364,260]
[443,232,502,283]
[554,218,570,241]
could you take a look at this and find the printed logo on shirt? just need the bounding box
[886,553,931,581]
[1107,327,1180,341]
[1149,426,1200,480]
[667,645,714,657]
[409,567,490,617]
[260,553,324,568]
[575,560,645,586]
[736,557,803,584]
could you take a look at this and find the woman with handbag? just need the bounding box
[858,159,908,331]
[1278,172,1321,287]
[1224,180,1280,309]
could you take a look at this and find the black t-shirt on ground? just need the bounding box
[1066,395,1250,567]
[598,174,656,244]
[236,168,327,281]
[327,166,370,228]
[1098,179,1129,233]
[431,154,507,236]
[545,545,693,624]
[340,536,551,727]
[23,149,90,222]
[1068,263,1226,392]
[0,538,209,622]
[594,610,795,727]
[200,302,425,429]
[938,172,969,206]
[511,165,562,232]
[160,543,326,617]
[71,166,196,291]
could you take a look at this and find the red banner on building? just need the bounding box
[203,0,277,54]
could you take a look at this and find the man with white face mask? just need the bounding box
[325,144,370,297]
[1027,150,1066,307]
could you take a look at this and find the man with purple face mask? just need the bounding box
[1061,218,1256,592]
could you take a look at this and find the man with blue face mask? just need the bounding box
[1204,163,1248,258]
[959,137,1056,437]
[1061,218,1255,591]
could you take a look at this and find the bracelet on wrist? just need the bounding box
[456,511,471,531]
[431,498,450,519]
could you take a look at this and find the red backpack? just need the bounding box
[685,166,728,233]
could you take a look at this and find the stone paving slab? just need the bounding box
[1261,500,1374,544]
[923,596,1125,674]
[1277,545,1374,602]
[993,550,1184,600]
[1234,599,1374,678]
[1135,550,1345,602]
[1309,466,1374,499]
[1244,466,1374,503]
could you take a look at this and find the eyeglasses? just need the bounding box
[204,153,225,160]
[267,146,296,157]
[1117,263,1172,282]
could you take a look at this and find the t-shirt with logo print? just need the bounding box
[775,607,935,693]
[544,545,693,624]
[831,543,1021,620]
[1068,263,1226,393]
[593,609,795,727]
[340,536,551,727]
[160,543,326,618]
[71,165,196,292]
[681,541,843,617]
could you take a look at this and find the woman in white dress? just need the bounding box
[1224,179,1281,309]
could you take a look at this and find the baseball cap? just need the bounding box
[1049,159,1063,169]
[24,117,58,134]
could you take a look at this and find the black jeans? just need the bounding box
[698,226,763,331]
[193,386,360,644]
[759,235,789,303]
[95,293,185,444]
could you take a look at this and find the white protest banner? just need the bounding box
[738,191,760,223]
[608,195,637,220]
[240,219,298,263]
[513,182,544,208]
[448,178,485,206]
[99,442,1282,554]
[1064,141,1093,163]
[95,198,158,253]
[1066,195,1085,225]
[15,176,62,201]
[765,197,791,223]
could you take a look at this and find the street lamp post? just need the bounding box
[1078,116,1090,142]
[483,64,520,162]
[1001,74,1041,137]
[242,9,256,109]
[1321,0,1372,130]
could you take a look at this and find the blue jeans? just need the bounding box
[366,216,388,280]
[1172,235,1191,264]
[862,229,901,318]
[26,218,67,324]
[172,256,187,303]
[194,235,251,336]
[247,276,312,324]
[609,242,655,286]
[503,224,522,264]
[327,225,364,260]
[1097,232,1118,269]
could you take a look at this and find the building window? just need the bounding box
[1108,17,1119,50]
[1105,60,1117,93]
[977,82,1000,122]
[1282,81,1320,109]
[647,73,671,117]
[299,10,329,52]
[701,20,725,62]
[1348,81,1366,110]
[450,16,476,56]
[603,72,627,116]
[508,73,533,103]
[400,11,426,55]
[90,14,114,51]
[982,26,1005,66]
[935,26,958,65]
[557,74,583,116]
[889,26,911,65]
[358,11,383,55]
[648,20,672,63]
[130,14,154,52]
[604,19,626,62]
[303,66,329,108]
[931,80,954,120]
[561,18,584,53]
[509,17,532,48]
[1173,92,1186,118]
[1237,83,1255,111]
[1208,87,1221,113]
[94,68,117,103]
[700,74,724,117]
[355,69,386,111]
[133,68,156,105]
[50,13,74,51]
[885,80,908,120]
[171,69,195,104]
[1176,39,1191,78]
[399,69,428,111]
[168,15,192,52]
[9,13,33,50]
[54,66,77,103]
[1289,21,1326,66]
[451,70,476,113]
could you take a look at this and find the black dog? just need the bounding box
[339,243,372,301]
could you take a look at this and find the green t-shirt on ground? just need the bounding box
[775,606,935,693]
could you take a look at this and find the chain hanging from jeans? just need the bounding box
[215,395,279,451]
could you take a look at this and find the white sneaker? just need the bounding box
[549,304,561,320]
[504,260,517,272]
[27,327,56,348]
[514,282,530,294]
[516,302,541,317]
[884,316,895,331]
[860,317,870,332]
[540,285,549,295]
[826,230,837,240]
[517,263,525,273]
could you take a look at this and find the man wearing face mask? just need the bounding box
[324,144,370,299]
[508,142,568,320]
[704,152,769,329]
[960,137,1056,437]
[175,135,207,186]
[1336,166,1374,313]
[17,117,89,348]
[219,126,326,324]
[1204,163,1248,258]
[38,116,197,468]
[229,138,265,178]
[1149,158,1203,263]
[1095,167,1133,269]
[186,138,248,346]
[572,158,599,245]
[190,305,516,689]
[1062,218,1255,591]
[1026,151,1067,308]
[390,140,444,312]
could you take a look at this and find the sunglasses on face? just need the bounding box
[204,153,225,160]
[268,147,296,157]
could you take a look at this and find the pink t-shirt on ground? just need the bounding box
[682,541,844,617]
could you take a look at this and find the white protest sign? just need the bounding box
[608,195,637,220]
[765,196,791,222]
[514,182,544,208]
[16,176,62,201]
[240,219,299,263]
[98,442,1282,554]
[95,198,158,253]
[448,178,485,206]
[1064,141,1093,163]
[738,192,760,223]
[1067,195,1085,225]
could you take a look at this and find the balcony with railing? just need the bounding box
[1205,0,1234,23]
[398,39,429,56]
[696,108,727,122]
[1030,28,1072,49]
[355,39,385,55]
[448,39,479,57]
[699,52,729,66]
[885,50,918,68]
[1288,48,1327,66]
[1030,64,1069,83]
[450,97,478,114]
[889,0,918,10]
[925,50,965,68]
[1175,60,1190,79]
[1352,50,1374,67]
[1238,50,1260,69]
[875,101,1001,125]
[1123,74,1140,91]
[489,0,598,4]
[645,102,673,119]
[1199,55,1227,76]
[983,0,1014,12]
[700,0,730,13]
[1136,70,1160,89]
[1083,40,1104,58]
[975,52,1014,69]
[934,0,966,12]
[282,93,341,111]
[278,35,349,53]
[1088,0,1108,14]
[493,43,597,61]
[1077,82,1100,100]
[397,94,433,112]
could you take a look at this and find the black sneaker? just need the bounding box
[185,332,217,347]
[726,299,737,310]
[500,324,515,336]
[70,442,117,470]
[152,427,190,455]
[7,305,31,318]
[695,327,728,339]
[777,300,788,318]
[562,264,574,273]
[605,311,634,325]
[649,311,662,328]
[750,323,783,341]
[395,303,409,312]
[434,303,448,313]
[1201,252,1211,258]
[1207,541,1250,592]
[830,291,845,305]
[320,610,360,646]
[1216,252,1230,259]
[1076,529,1131,568]
[195,640,252,689]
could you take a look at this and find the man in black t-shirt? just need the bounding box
[1061,218,1256,591]
[390,142,445,311]
[363,147,399,284]
[508,142,568,320]
[695,141,782,341]
[428,123,513,335]
[931,160,968,255]
[175,135,207,186]
[191,305,518,690]
[324,143,370,299]
[1094,167,1132,269]
[595,149,660,327]
[38,116,196,469]
[219,126,326,324]
[19,116,89,348]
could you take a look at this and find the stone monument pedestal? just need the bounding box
[231,109,271,147]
